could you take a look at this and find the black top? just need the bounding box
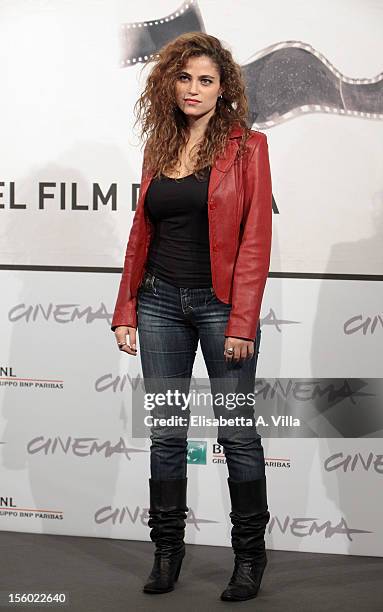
[144,169,212,287]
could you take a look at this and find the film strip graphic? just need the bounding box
[119,0,204,67]
[119,0,383,128]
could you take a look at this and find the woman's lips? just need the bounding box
[185,99,201,104]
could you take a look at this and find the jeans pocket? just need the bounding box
[204,286,217,306]
[205,286,232,308]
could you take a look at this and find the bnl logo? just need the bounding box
[187,441,207,465]
[0,497,16,507]
[0,367,16,377]
[212,444,226,464]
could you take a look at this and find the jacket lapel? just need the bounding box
[208,131,242,199]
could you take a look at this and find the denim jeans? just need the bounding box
[137,270,265,482]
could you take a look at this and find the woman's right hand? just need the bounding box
[114,326,138,356]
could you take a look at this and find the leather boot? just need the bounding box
[220,476,270,602]
[143,478,188,594]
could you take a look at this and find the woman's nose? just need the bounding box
[187,81,200,93]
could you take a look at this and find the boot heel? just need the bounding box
[174,557,183,582]
[220,477,270,602]
[143,478,188,595]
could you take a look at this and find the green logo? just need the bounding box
[187,441,207,465]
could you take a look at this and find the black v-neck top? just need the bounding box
[144,169,212,287]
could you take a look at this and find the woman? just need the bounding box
[111,32,272,602]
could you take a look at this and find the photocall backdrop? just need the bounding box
[1,0,382,557]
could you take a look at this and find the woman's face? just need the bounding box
[174,54,223,123]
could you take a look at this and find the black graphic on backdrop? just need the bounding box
[120,0,383,128]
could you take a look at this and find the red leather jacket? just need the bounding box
[111,125,272,341]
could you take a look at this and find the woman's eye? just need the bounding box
[179,75,212,84]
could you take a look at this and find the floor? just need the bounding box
[1,531,382,612]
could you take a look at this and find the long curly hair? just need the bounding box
[134,32,252,181]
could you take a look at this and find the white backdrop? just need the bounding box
[1,0,382,557]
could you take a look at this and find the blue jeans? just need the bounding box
[137,270,265,482]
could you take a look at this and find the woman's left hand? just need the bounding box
[224,336,254,362]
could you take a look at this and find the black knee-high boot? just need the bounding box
[143,478,188,594]
[220,476,270,602]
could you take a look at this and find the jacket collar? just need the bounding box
[228,124,244,139]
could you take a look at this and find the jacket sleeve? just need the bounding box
[224,133,272,341]
[110,150,147,332]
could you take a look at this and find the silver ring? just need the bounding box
[118,342,127,348]
[225,347,234,354]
